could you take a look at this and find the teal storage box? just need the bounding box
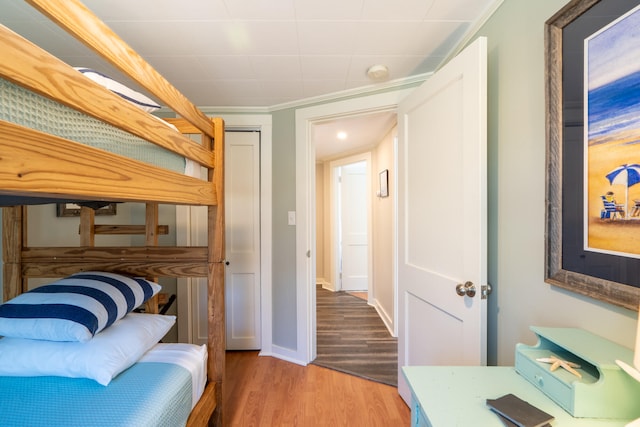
[515,327,640,419]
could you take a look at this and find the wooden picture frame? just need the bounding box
[545,0,640,310]
[56,203,117,217]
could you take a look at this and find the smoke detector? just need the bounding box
[366,64,389,81]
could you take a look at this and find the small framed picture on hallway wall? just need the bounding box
[379,169,389,198]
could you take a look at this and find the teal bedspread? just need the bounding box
[0,362,192,427]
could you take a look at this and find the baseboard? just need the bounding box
[267,344,308,366]
[373,298,395,337]
[316,278,333,291]
[317,280,335,292]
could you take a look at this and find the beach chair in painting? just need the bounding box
[601,195,625,219]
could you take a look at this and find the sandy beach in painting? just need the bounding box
[587,136,640,256]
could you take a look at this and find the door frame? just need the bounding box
[177,113,273,355]
[330,154,372,293]
[295,88,416,364]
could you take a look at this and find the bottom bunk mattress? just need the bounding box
[0,343,207,427]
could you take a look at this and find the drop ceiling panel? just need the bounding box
[294,0,365,20]
[300,56,352,80]
[83,0,229,20]
[297,22,358,55]
[240,22,300,55]
[197,56,256,80]
[250,56,303,80]
[224,0,296,20]
[361,0,436,20]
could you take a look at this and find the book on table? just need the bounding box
[486,393,554,427]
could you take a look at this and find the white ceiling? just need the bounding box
[0,0,498,159]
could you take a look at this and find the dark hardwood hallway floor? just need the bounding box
[313,286,398,386]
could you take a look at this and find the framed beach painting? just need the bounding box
[546,0,640,310]
[585,5,640,257]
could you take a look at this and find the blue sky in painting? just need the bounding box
[587,5,640,90]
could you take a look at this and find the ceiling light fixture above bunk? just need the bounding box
[366,64,389,81]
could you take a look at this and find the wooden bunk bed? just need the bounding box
[0,0,224,425]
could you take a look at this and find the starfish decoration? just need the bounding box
[536,356,582,378]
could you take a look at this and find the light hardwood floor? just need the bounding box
[224,351,411,426]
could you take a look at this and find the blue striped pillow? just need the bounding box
[0,272,160,342]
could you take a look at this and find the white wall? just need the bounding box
[475,0,638,365]
[27,203,132,248]
[372,125,397,333]
[315,163,327,286]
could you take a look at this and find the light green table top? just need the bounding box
[402,366,632,426]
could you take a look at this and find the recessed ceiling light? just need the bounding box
[337,131,348,140]
[366,64,389,81]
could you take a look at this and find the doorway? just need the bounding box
[314,146,399,384]
[311,109,400,376]
[335,160,369,293]
[295,90,414,364]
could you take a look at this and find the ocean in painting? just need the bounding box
[588,68,640,145]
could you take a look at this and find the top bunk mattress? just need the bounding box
[0,78,189,175]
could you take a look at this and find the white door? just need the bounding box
[397,37,488,403]
[339,161,369,291]
[176,130,261,350]
[225,130,261,350]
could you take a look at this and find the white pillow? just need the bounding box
[0,272,161,342]
[74,67,161,112]
[0,313,175,386]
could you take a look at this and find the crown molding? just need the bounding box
[158,72,432,115]
[267,72,431,112]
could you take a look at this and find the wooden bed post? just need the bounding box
[144,202,160,314]
[209,117,225,426]
[2,206,27,302]
[79,206,95,247]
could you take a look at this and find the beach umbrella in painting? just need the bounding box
[605,163,640,217]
